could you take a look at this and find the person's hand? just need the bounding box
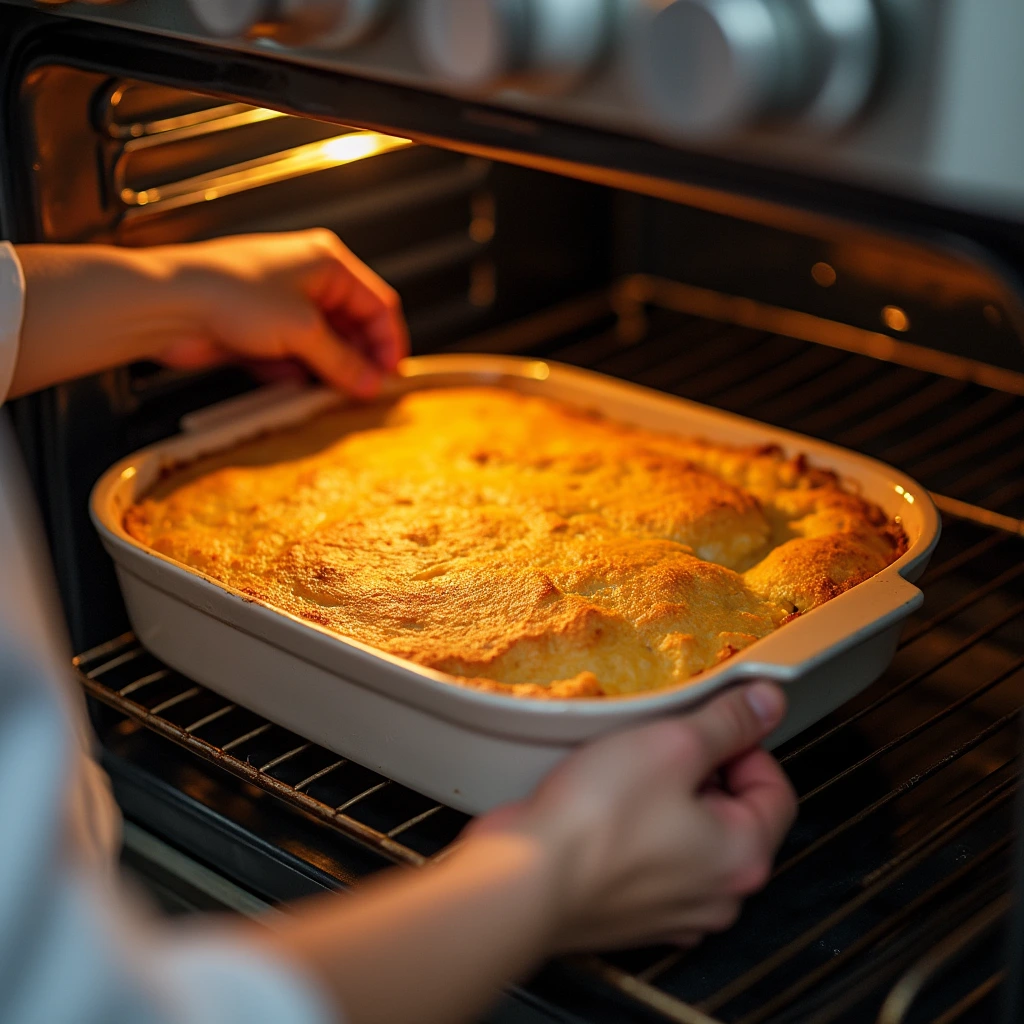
[149,229,408,398]
[468,681,796,953]
[242,683,793,1024]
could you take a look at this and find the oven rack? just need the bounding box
[78,288,1024,1023]
[461,275,1024,528]
[76,633,469,867]
[76,507,1024,1024]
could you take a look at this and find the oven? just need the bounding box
[2,1,1024,1021]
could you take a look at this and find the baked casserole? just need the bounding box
[125,387,907,698]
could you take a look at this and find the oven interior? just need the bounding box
[8,67,1024,1024]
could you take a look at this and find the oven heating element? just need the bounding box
[77,287,1024,1024]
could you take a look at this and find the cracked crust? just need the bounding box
[125,387,907,697]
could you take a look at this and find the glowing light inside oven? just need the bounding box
[811,262,837,287]
[882,305,911,332]
[320,132,411,164]
[124,128,413,212]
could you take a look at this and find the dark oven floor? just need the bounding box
[83,282,1024,1024]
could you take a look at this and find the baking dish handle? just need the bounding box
[736,572,924,677]
[178,382,343,442]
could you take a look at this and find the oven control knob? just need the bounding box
[187,0,388,48]
[187,0,269,37]
[627,0,879,137]
[414,0,609,93]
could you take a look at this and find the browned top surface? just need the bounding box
[125,387,906,697]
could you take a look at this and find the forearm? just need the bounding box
[251,832,560,1024]
[9,244,199,397]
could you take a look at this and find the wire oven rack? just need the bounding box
[76,281,1024,1024]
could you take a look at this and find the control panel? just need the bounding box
[627,0,880,137]
[187,0,389,49]
[412,0,608,94]
[7,0,1024,222]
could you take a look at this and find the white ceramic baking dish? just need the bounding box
[91,355,940,814]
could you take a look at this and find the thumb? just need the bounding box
[678,682,787,786]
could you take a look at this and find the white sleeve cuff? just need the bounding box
[157,936,339,1024]
[0,242,25,405]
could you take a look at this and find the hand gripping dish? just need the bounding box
[92,356,940,813]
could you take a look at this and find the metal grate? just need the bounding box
[76,635,471,866]
[78,286,1024,1024]
[526,279,1024,525]
[580,518,1023,1024]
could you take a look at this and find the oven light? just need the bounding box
[882,305,910,332]
[121,466,137,481]
[121,129,413,215]
[811,262,837,287]
[320,132,410,164]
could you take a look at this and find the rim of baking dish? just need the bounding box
[90,355,941,725]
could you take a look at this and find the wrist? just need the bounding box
[139,242,212,306]
[132,245,225,364]
[460,805,585,956]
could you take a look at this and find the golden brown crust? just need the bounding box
[741,534,891,613]
[125,386,907,698]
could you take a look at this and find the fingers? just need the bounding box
[670,682,787,786]
[288,308,384,398]
[697,747,796,897]
[678,898,742,935]
[179,229,409,387]
[531,681,786,824]
[508,684,792,956]
[243,358,311,386]
[720,747,798,855]
[561,896,744,953]
[329,288,409,374]
[158,336,231,372]
[311,231,410,373]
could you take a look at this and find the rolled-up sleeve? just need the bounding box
[0,242,24,403]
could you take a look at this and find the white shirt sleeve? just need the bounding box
[0,241,25,403]
[0,630,336,1024]
[0,242,337,1024]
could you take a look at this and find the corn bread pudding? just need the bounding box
[125,387,907,698]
